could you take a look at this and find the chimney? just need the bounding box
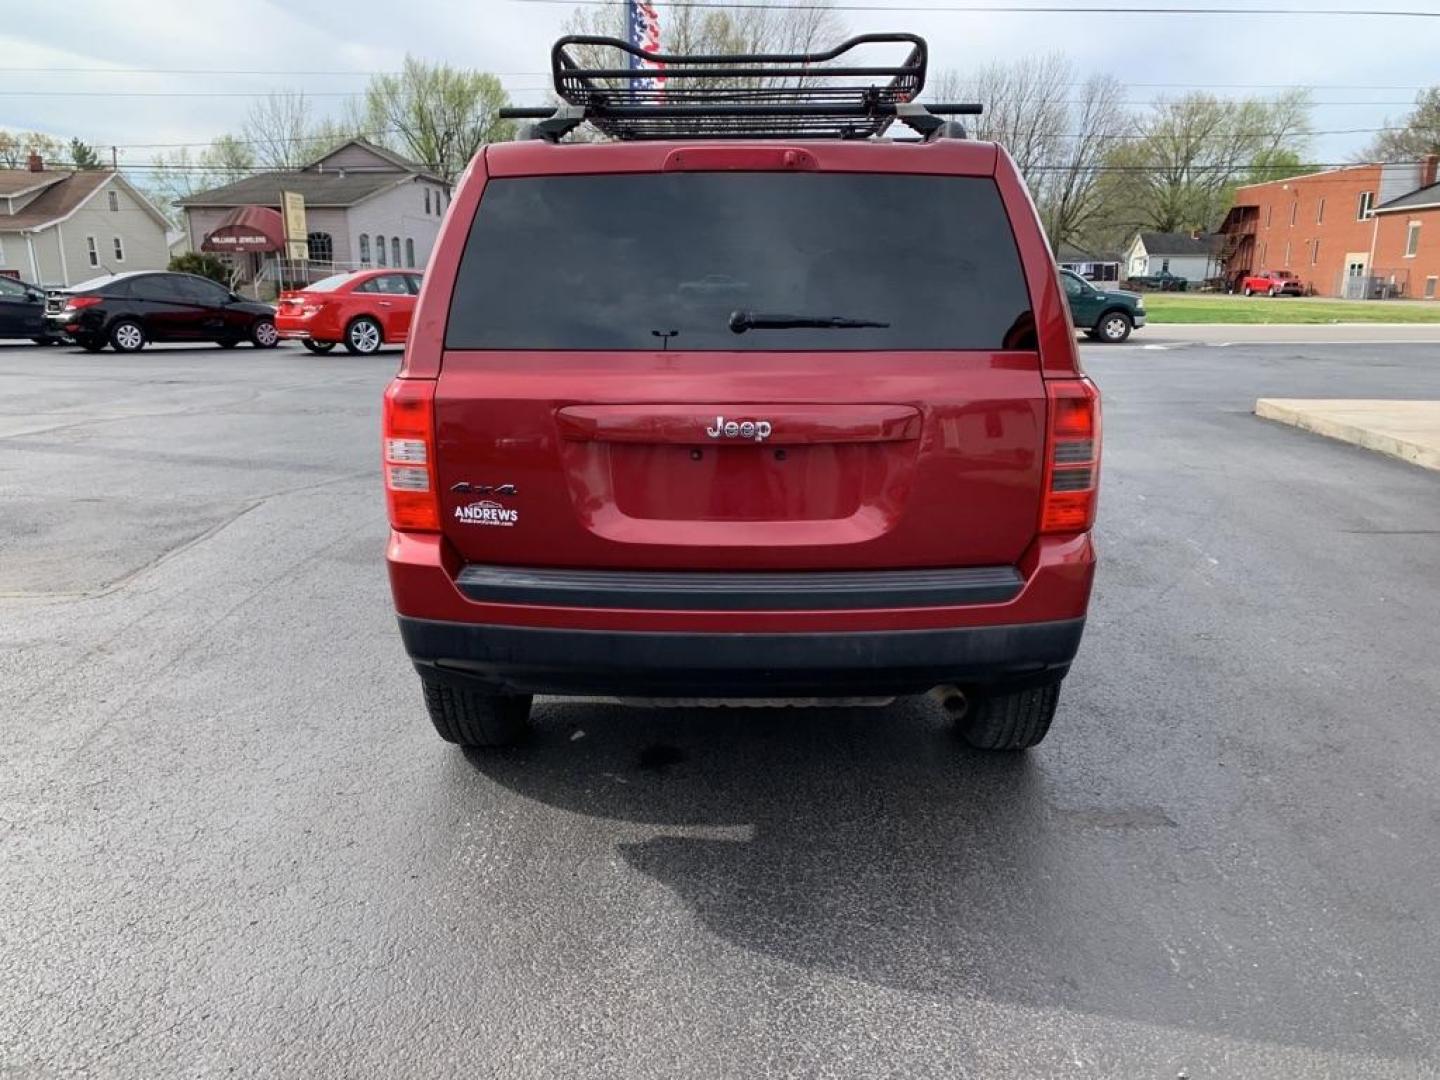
[1424,154,1439,189]
[26,151,43,172]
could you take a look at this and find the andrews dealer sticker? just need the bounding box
[454,500,518,527]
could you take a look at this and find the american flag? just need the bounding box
[627,0,665,92]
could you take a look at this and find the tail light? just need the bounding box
[383,379,439,532]
[64,296,103,311]
[1040,378,1101,534]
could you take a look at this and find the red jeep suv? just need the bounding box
[383,34,1100,751]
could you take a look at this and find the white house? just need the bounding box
[0,155,172,287]
[1125,231,1222,283]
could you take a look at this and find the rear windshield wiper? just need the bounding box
[728,310,891,334]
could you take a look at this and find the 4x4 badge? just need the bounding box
[705,415,773,442]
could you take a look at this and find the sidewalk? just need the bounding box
[1255,399,1440,471]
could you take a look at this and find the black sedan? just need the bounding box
[47,272,279,353]
[0,275,61,343]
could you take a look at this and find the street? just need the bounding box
[3,338,1439,1078]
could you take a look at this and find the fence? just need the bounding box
[1336,268,1411,300]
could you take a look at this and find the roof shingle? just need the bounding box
[1376,181,1440,213]
[0,169,72,197]
[1138,231,1223,257]
[0,171,113,230]
[176,170,408,208]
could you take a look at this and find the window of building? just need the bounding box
[1426,276,1438,299]
[1312,239,1320,266]
[405,238,415,268]
[391,236,401,267]
[112,237,125,262]
[425,189,431,214]
[0,236,4,263]
[307,231,333,263]
[108,189,119,212]
[1406,221,1422,257]
[1284,241,1291,266]
[1161,258,1170,273]
[376,234,387,266]
[1290,201,1297,226]
[1317,197,1325,224]
[1357,191,1374,219]
[359,234,371,265]
[86,236,98,267]
[1266,204,1273,227]
[1259,241,1267,265]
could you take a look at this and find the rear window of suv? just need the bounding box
[446,173,1035,351]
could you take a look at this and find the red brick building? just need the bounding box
[1217,157,1440,298]
[1373,180,1440,301]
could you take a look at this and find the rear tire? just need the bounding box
[217,338,240,349]
[956,681,1061,751]
[1096,310,1132,343]
[1243,286,1253,296]
[77,336,106,353]
[344,316,382,355]
[421,676,532,748]
[302,340,336,354]
[109,319,145,353]
[249,318,280,348]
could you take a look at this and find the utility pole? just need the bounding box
[111,146,118,171]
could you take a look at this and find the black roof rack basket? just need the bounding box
[499,33,981,142]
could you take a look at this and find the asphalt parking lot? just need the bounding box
[4,338,1440,1079]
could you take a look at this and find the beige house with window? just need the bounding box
[0,155,171,287]
[177,139,448,279]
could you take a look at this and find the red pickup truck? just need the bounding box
[1241,270,1304,297]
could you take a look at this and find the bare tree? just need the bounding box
[1360,87,1440,161]
[0,129,64,169]
[1039,74,1128,250]
[242,92,315,170]
[560,2,846,99]
[931,55,1071,186]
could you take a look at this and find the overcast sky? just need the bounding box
[5,0,1440,168]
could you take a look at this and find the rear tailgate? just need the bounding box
[432,153,1048,572]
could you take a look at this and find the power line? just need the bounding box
[1,67,1432,92]
[0,87,1424,107]
[512,0,1440,16]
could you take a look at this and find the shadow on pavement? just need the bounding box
[459,699,1430,1060]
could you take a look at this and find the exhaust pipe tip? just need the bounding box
[929,685,968,721]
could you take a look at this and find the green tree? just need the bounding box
[168,252,233,285]
[1361,87,1440,162]
[364,57,513,182]
[69,137,104,169]
[1087,90,1312,243]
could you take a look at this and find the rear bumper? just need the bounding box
[388,531,1095,696]
[402,615,1085,697]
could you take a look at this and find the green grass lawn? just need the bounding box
[1142,293,1440,325]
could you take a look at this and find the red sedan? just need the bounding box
[276,269,422,355]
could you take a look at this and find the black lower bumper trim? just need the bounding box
[399,616,1086,697]
[455,563,1024,610]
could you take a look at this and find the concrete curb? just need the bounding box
[1255,399,1440,472]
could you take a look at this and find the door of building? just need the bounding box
[1343,253,1369,299]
